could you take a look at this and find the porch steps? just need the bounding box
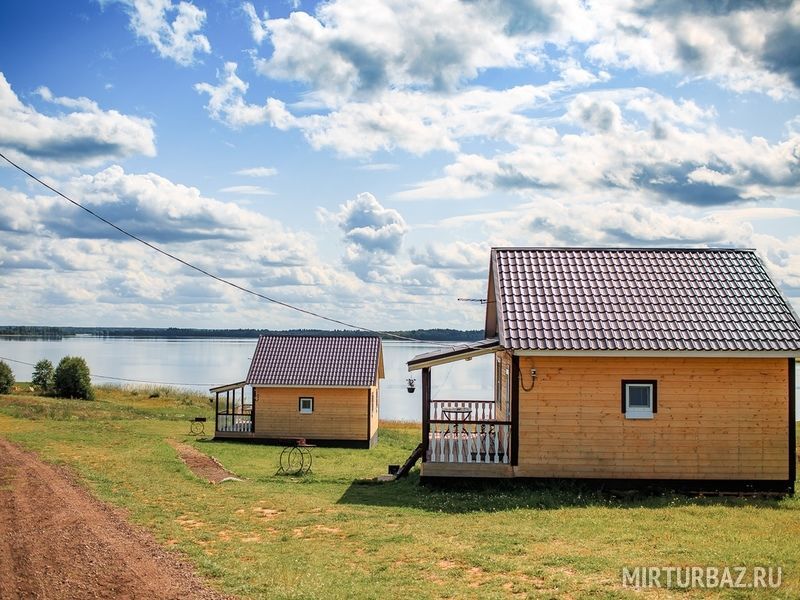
[396,443,424,478]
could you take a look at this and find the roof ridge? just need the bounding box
[491,246,757,253]
[256,333,381,339]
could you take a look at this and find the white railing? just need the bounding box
[429,400,497,421]
[427,421,511,464]
[216,413,253,433]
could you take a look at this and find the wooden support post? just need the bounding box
[251,386,256,433]
[511,355,520,466]
[215,391,220,433]
[422,367,431,463]
[789,358,796,495]
[366,388,371,443]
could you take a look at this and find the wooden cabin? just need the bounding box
[409,248,799,492]
[211,335,384,448]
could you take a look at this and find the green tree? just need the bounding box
[0,360,13,394]
[31,359,55,393]
[54,356,94,400]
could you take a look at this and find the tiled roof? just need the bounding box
[246,335,383,387]
[489,247,800,352]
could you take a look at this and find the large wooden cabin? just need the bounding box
[409,248,799,492]
[212,335,384,448]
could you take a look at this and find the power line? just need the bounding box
[0,151,449,346]
[0,355,218,387]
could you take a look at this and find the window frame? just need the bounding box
[298,396,314,414]
[621,380,657,419]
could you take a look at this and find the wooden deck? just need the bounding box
[213,430,257,439]
[420,462,514,478]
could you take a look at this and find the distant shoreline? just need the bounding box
[0,326,484,342]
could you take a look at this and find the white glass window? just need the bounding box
[299,396,314,414]
[623,381,655,419]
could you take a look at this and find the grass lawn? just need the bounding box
[1,385,798,599]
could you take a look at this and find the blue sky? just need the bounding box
[0,0,799,330]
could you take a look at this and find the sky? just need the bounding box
[0,0,799,332]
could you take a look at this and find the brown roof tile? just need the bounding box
[246,335,383,387]
[490,247,800,352]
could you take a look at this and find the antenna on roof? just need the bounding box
[457,298,489,304]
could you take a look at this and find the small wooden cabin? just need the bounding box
[211,335,384,448]
[409,248,799,492]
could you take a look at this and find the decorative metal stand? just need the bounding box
[188,417,206,436]
[277,440,314,475]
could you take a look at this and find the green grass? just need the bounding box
[0,387,798,599]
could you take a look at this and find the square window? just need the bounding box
[622,381,656,419]
[299,397,314,414]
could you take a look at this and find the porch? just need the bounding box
[408,339,519,477]
[210,381,254,436]
[427,400,511,464]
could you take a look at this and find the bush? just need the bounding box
[32,359,55,393]
[0,360,14,394]
[54,356,94,400]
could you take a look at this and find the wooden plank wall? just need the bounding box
[368,384,379,440]
[514,356,789,480]
[254,387,368,441]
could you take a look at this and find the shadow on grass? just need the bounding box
[337,473,791,513]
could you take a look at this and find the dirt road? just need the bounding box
[0,437,228,600]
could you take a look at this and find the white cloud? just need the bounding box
[196,0,800,173]
[249,1,798,108]
[196,2,609,157]
[526,199,753,246]
[0,72,155,170]
[395,154,501,201]
[0,173,486,328]
[126,0,211,66]
[198,1,794,168]
[255,0,531,102]
[243,2,269,45]
[35,86,100,112]
[319,192,409,280]
[0,166,347,323]
[329,192,408,253]
[584,1,799,98]
[195,62,290,129]
[196,62,589,156]
[234,166,278,177]
[409,241,490,280]
[356,163,398,171]
[219,184,274,196]
[566,95,623,133]
[397,90,800,206]
[0,166,309,262]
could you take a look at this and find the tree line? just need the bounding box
[0,326,484,342]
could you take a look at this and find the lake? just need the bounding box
[2,337,797,421]
[0,337,494,422]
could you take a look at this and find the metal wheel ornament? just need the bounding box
[278,445,313,475]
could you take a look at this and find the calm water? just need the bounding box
[0,337,493,422]
[2,337,797,420]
